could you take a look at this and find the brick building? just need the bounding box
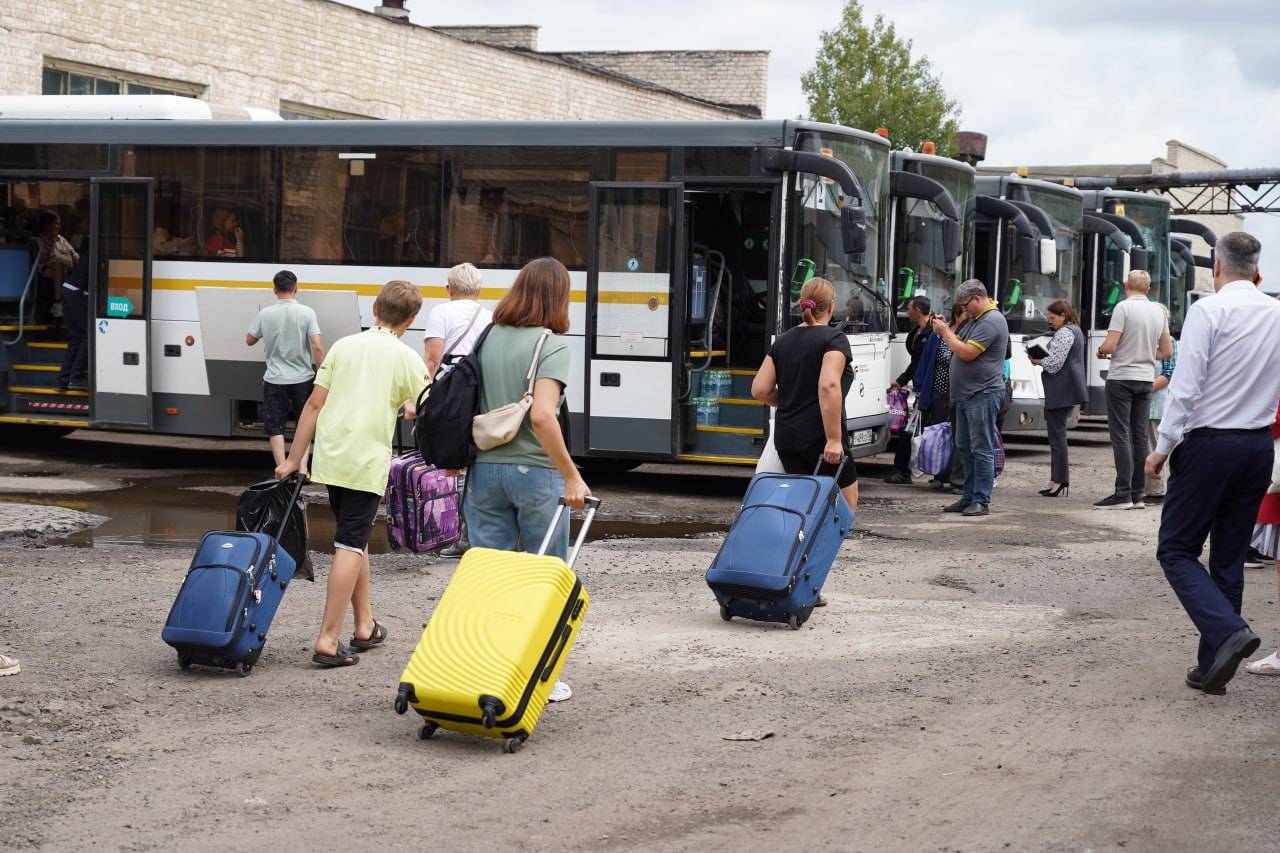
[0,0,768,120]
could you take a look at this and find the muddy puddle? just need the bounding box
[0,474,728,554]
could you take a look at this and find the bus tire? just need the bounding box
[576,459,643,476]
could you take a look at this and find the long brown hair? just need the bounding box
[492,257,571,333]
[1046,299,1080,326]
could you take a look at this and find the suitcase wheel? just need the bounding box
[418,722,438,741]
[177,654,192,671]
[502,734,526,754]
[239,662,254,677]
[719,604,733,622]
[787,613,801,631]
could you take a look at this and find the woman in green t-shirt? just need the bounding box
[467,257,591,702]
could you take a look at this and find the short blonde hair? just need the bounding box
[1126,270,1152,292]
[374,280,423,327]
[447,262,483,297]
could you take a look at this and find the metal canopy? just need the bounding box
[1073,168,1280,215]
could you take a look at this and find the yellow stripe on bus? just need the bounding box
[149,278,668,305]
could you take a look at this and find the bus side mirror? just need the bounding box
[841,206,867,255]
[1121,250,1132,281]
[1039,238,1058,277]
[1130,246,1149,272]
[943,219,962,262]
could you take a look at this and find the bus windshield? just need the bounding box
[1113,198,1175,332]
[1010,186,1082,335]
[1094,234,1130,329]
[791,131,890,333]
[896,161,973,320]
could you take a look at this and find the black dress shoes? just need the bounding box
[1201,627,1262,693]
[1185,666,1226,695]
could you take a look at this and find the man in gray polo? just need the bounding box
[930,279,1008,517]
[1095,270,1173,510]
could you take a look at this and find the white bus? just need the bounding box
[0,117,894,468]
[973,175,1084,431]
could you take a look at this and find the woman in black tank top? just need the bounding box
[750,277,858,511]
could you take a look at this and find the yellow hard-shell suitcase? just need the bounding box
[394,498,596,753]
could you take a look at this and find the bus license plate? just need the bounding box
[852,429,874,447]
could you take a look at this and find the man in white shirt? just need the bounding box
[423,262,491,377]
[1145,232,1280,695]
[1094,270,1173,510]
[422,262,492,557]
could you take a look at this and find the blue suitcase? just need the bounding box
[162,475,306,675]
[706,463,854,630]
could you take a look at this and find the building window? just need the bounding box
[279,101,374,121]
[41,60,202,98]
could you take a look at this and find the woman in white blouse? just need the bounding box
[1031,300,1087,497]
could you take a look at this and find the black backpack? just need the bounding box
[415,324,493,470]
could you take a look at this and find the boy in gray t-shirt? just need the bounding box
[247,270,324,473]
[1095,270,1173,509]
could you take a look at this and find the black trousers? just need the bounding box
[1157,430,1274,672]
[58,283,89,383]
[1044,405,1075,484]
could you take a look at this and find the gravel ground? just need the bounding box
[2,427,1279,852]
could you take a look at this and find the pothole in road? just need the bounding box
[2,475,731,554]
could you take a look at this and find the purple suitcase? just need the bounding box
[385,452,461,553]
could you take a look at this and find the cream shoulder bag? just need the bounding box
[472,329,552,451]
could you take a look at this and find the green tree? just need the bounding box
[802,1,960,155]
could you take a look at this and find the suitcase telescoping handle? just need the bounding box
[813,455,847,482]
[536,496,602,569]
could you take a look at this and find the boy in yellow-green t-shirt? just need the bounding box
[277,280,427,668]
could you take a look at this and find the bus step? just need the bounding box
[695,425,763,436]
[14,395,92,417]
[0,414,91,429]
[688,349,727,359]
[27,341,69,350]
[11,363,61,373]
[0,324,54,333]
[676,453,759,467]
[8,385,89,398]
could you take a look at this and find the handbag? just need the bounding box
[993,429,1006,478]
[887,387,910,433]
[472,328,552,451]
[914,421,952,477]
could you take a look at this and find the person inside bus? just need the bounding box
[276,280,427,668]
[422,262,493,559]
[465,257,590,703]
[206,207,245,258]
[34,210,78,322]
[56,242,92,391]
[1030,300,1086,498]
[751,276,859,521]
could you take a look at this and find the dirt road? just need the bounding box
[2,428,1278,851]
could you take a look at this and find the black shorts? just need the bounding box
[776,437,858,488]
[263,380,313,437]
[326,485,380,553]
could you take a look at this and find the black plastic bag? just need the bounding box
[236,477,314,581]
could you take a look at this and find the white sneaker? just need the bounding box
[548,679,572,703]
[0,653,20,677]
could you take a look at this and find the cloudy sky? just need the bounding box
[341,0,1280,285]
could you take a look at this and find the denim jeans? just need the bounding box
[954,389,1003,506]
[463,461,568,560]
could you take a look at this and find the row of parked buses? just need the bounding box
[0,96,1214,470]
